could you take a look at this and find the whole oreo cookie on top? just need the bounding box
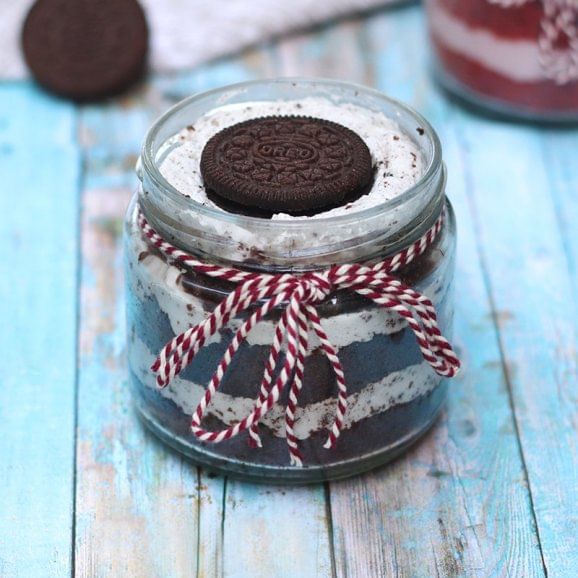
[21,0,148,101]
[200,116,374,216]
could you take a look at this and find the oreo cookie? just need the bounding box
[22,0,148,101]
[200,116,373,216]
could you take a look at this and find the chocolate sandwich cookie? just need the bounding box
[200,116,374,216]
[22,0,148,101]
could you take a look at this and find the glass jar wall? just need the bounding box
[124,79,458,483]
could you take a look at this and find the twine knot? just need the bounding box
[299,271,334,303]
[138,208,461,467]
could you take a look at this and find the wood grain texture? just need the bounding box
[539,131,578,575]
[222,483,333,578]
[323,7,546,577]
[453,108,578,577]
[0,85,80,577]
[74,45,334,578]
[75,187,203,578]
[541,130,578,296]
[75,82,219,576]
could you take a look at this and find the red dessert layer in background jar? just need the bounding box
[425,0,578,119]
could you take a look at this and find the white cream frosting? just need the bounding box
[131,335,440,440]
[428,1,547,82]
[158,97,425,220]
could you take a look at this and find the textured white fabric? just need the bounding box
[0,0,398,79]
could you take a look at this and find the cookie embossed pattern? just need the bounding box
[425,0,578,119]
[200,116,373,215]
[125,79,460,482]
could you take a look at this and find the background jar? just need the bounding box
[125,78,457,483]
[424,0,578,121]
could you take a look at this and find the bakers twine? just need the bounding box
[138,208,461,466]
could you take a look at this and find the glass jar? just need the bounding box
[125,78,457,483]
[425,0,578,120]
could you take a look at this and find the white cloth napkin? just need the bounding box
[0,0,399,79]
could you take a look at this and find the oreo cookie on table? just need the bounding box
[21,0,148,101]
[200,116,374,217]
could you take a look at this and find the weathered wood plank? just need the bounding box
[42,5,575,575]
[154,59,264,107]
[75,82,207,576]
[325,7,546,577]
[223,484,334,578]
[77,75,237,578]
[0,84,80,577]
[75,187,202,578]
[453,107,578,577]
[275,17,370,82]
[328,109,545,577]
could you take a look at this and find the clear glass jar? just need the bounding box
[125,78,457,483]
[425,0,578,121]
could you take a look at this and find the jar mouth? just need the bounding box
[140,77,443,230]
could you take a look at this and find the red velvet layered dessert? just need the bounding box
[425,0,578,118]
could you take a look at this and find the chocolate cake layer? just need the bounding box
[131,369,448,468]
[129,288,452,407]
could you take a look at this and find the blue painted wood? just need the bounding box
[75,92,203,575]
[541,130,578,295]
[322,7,545,576]
[75,188,209,577]
[0,84,80,577]
[155,60,258,104]
[80,99,157,193]
[275,18,369,82]
[75,47,333,577]
[453,106,578,577]
[223,484,333,578]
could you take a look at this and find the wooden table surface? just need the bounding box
[2,4,578,577]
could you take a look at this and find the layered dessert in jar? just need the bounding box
[425,0,578,119]
[124,79,459,483]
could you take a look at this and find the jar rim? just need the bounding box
[139,77,443,229]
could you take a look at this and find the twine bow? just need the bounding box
[138,208,460,466]
[487,0,578,84]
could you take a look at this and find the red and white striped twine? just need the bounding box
[486,0,578,84]
[138,208,461,466]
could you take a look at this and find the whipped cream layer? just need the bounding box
[158,97,425,220]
